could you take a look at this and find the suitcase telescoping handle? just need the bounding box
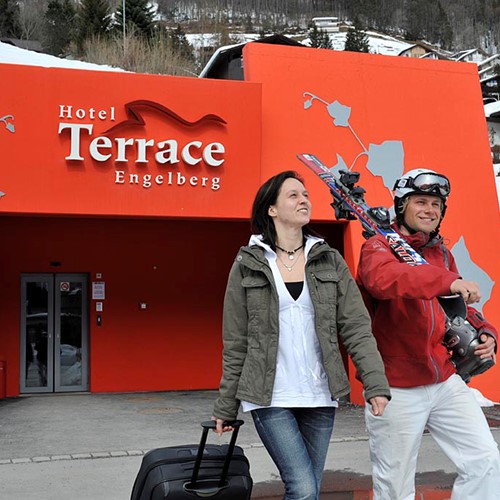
[186,420,244,492]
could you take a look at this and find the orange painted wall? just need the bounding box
[0,216,248,396]
[1,45,499,402]
[243,43,500,401]
[0,64,262,218]
[0,215,343,397]
[0,63,265,396]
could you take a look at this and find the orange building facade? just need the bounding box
[1,44,499,403]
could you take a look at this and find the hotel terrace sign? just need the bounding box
[58,100,226,191]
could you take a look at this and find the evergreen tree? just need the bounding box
[0,0,22,38]
[433,1,453,49]
[344,17,370,53]
[308,24,333,49]
[114,0,156,39]
[42,0,76,56]
[244,14,253,33]
[404,0,454,48]
[168,24,193,61]
[404,0,426,40]
[75,0,112,52]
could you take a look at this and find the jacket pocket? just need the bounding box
[311,269,340,304]
[241,275,269,342]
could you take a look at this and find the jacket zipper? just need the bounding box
[310,272,319,299]
[426,299,440,383]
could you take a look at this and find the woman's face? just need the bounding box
[268,177,311,229]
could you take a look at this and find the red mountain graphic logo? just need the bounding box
[104,100,227,134]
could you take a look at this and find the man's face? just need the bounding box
[403,194,443,234]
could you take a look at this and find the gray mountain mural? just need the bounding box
[451,237,495,315]
[303,92,495,309]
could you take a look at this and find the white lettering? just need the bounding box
[115,137,135,163]
[114,171,221,191]
[59,105,73,119]
[115,171,125,184]
[181,141,202,165]
[177,172,186,185]
[89,136,112,161]
[143,174,152,188]
[203,142,225,167]
[60,123,226,167]
[156,140,179,164]
[58,105,115,121]
[136,138,155,164]
[58,122,93,160]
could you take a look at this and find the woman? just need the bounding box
[212,171,390,500]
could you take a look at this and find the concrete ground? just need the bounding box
[0,390,499,499]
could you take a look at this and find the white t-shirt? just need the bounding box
[241,235,338,412]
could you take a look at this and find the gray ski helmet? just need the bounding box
[393,168,450,228]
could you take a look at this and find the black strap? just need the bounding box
[190,420,244,487]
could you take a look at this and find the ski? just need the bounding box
[297,153,428,266]
[297,152,494,382]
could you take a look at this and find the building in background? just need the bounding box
[1,41,499,404]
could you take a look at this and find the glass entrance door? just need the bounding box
[20,274,89,393]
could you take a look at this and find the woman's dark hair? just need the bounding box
[251,170,318,247]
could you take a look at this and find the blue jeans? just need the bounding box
[251,407,336,500]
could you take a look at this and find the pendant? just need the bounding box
[285,265,293,272]
[289,253,294,260]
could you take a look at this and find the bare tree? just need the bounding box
[18,0,47,40]
[82,28,198,75]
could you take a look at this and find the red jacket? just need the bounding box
[356,226,498,387]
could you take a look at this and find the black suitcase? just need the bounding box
[130,420,252,500]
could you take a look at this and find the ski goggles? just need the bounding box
[394,172,450,197]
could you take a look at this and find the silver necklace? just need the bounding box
[277,248,302,272]
[275,243,304,261]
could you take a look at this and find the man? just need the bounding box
[356,168,500,499]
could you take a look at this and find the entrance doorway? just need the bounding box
[20,274,89,393]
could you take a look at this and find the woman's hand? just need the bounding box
[368,396,389,416]
[211,416,234,436]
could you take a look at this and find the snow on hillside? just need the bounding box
[300,30,413,55]
[186,30,413,56]
[0,41,124,72]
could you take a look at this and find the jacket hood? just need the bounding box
[248,234,324,257]
[237,235,330,272]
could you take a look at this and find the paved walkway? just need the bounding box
[0,390,499,499]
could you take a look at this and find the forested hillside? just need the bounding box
[1,0,499,75]
[156,0,499,52]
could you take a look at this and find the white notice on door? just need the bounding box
[92,281,105,300]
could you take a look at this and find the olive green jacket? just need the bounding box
[213,240,390,420]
